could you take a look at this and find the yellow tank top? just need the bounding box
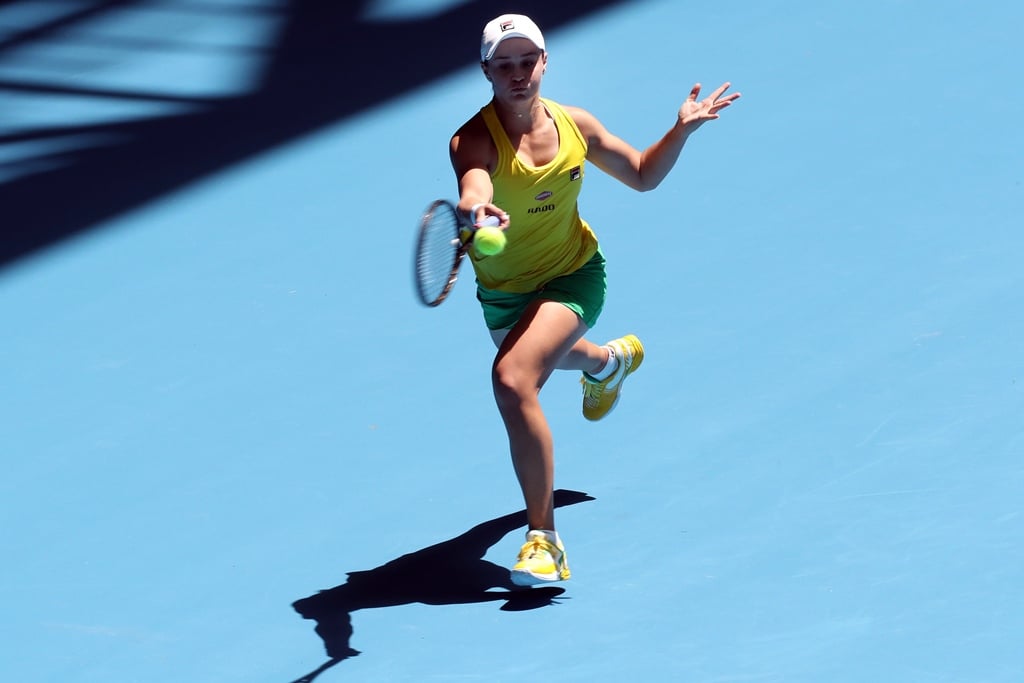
[470,98,598,293]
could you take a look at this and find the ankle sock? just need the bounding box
[530,529,562,547]
[586,346,618,381]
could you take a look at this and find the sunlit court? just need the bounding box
[2,1,1021,681]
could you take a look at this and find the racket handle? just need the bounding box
[455,215,503,246]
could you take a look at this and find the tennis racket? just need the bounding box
[413,199,499,307]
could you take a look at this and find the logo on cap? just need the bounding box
[500,20,515,32]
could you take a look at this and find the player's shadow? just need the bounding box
[288,489,594,682]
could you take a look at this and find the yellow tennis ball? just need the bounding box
[474,226,506,255]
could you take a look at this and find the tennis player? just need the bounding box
[449,14,739,585]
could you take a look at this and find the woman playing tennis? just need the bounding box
[449,14,740,585]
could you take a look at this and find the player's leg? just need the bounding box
[490,328,608,373]
[493,323,644,422]
[492,298,585,530]
[492,298,581,585]
[487,245,644,422]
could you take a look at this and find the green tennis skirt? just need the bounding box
[476,248,607,330]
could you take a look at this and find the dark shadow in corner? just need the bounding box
[287,489,595,682]
[0,0,632,270]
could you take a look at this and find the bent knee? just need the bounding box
[491,361,539,410]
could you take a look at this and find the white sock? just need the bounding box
[587,346,618,381]
[530,529,562,547]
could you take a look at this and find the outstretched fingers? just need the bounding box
[679,80,740,129]
[711,82,741,110]
[696,81,741,119]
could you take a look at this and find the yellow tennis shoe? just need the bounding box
[581,334,645,421]
[510,530,571,586]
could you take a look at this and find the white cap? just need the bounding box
[480,14,545,62]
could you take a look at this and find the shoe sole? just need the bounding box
[510,569,569,586]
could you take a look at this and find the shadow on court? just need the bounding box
[288,489,594,682]
[0,0,630,269]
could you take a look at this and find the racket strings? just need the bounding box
[415,204,462,305]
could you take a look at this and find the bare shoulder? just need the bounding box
[562,104,606,141]
[450,112,490,153]
[450,111,495,172]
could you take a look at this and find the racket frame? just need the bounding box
[414,199,498,307]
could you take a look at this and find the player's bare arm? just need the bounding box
[449,116,510,227]
[568,81,740,192]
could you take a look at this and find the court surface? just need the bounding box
[2,1,1022,681]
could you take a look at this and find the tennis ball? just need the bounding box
[474,226,506,256]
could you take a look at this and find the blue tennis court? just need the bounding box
[2,1,1022,681]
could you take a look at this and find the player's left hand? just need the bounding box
[678,82,740,132]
